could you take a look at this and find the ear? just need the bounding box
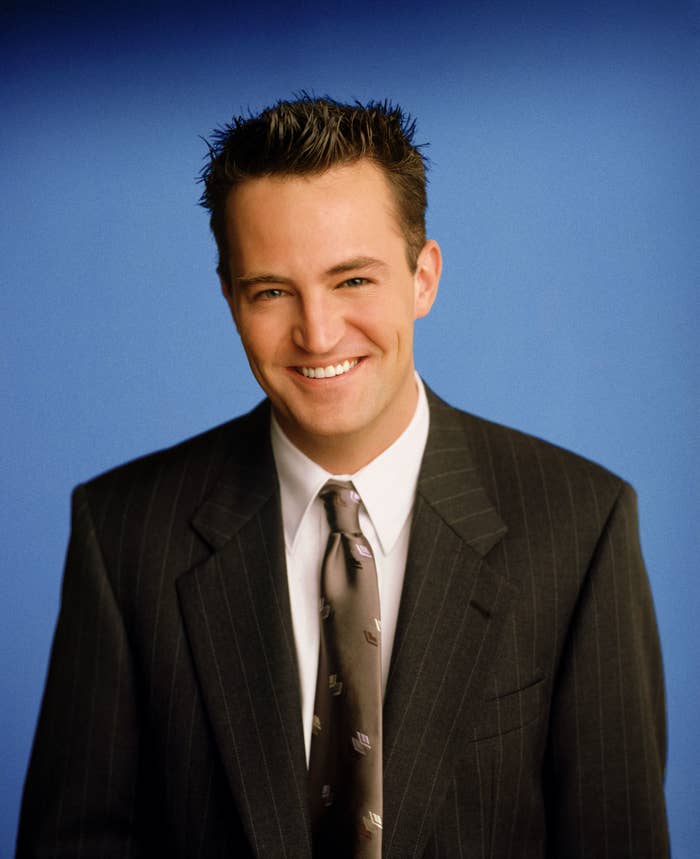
[413,239,442,319]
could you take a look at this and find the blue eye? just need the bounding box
[343,277,368,287]
[256,288,284,300]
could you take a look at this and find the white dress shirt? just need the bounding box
[270,375,430,763]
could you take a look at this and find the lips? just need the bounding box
[296,358,360,379]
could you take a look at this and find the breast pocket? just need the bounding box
[470,674,545,742]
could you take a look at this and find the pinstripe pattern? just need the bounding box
[17,391,668,857]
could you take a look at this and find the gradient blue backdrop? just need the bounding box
[3,1,698,855]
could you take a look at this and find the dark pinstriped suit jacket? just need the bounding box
[18,389,669,857]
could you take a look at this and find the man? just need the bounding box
[17,97,668,857]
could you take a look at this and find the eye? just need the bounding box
[342,277,369,288]
[254,287,286,301]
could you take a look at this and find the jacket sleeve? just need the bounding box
[544,481,669,858]
[16,485,152,858]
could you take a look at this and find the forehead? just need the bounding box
[224,160,404,246]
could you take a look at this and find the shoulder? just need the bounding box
[427,388,630,530]
[76,399,270,518]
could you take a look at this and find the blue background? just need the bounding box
[3,0,698,854]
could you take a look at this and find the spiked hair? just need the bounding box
[199,95,428,283]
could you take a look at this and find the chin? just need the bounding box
[298,417,359,441]
[281,410,363,445]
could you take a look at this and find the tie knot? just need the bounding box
[319,480,362,535]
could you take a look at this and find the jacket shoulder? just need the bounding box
[468,409,622,483]
[78,400,269,513]
[430,391,629,524]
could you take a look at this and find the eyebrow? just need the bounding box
[325,256,387,276]
[233,273,293,289]
[232,256,387,289]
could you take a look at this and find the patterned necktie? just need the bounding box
[308,480,383,858]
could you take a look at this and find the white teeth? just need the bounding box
[299,358,359,379]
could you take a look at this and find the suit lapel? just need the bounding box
[177,402,311,857]
[383,390,516,858]
[175,391,514,857]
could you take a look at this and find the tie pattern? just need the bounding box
[309,480,383,858]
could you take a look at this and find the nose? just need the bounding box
[291,292,344,355]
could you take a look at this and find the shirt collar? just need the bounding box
[271,374,430,555]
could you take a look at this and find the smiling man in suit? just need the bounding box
[18,97,669,857]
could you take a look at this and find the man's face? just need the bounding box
[222,159,440,471]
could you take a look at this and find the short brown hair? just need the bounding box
[199,95,428,283]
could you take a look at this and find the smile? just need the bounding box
[296,358,360,379]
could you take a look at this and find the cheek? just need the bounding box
[240,317,299,374]
[363,300,414,350]
[354,293,411,334]
[237,312,279,354]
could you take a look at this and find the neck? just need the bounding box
[296,436,385,475]
[275,381,420,475]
